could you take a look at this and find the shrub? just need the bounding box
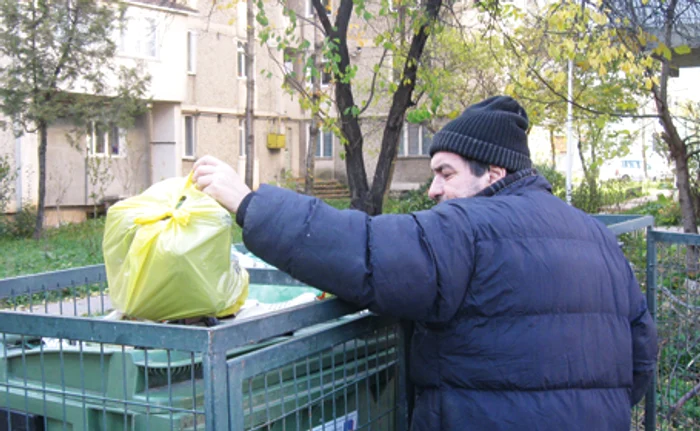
[1,205,37,239]
[534,164,565,199]
[626,194,682,226]
[385,179,435,214]
[570,179,635,213]
[324,198,351,210]
[0,153,16,212]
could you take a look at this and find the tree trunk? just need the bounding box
[319,0,369,208]
[653,0,697,234]
[244,0,255,189]
[305,25,322,196]
[305,123,318,195]
[576,138,594,193]
[650,0,698,274]
[313,0,442,214]
[550,127,557,169]
[641,121,649,179]
[33,120,48,239]
[652,65,697,234]
[694,169,700,220]
[589,141,599,204]
[665,127,697,233]
[366,0,443,215]
[577,125,602,210]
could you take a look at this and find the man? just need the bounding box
[193,96,657,430]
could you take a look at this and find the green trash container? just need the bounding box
[239,324,398,431]
[1,283,398,431]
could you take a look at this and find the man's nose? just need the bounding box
[428,177,442,201]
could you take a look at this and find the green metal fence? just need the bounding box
[597,215,700,431]
[0,266,408,430]
[596,215,656,430]
[647,229,700,431]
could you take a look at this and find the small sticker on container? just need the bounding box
[311,410,358,431]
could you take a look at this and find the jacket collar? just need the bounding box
[475,169,551,198]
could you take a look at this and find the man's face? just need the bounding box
[428,152,491,203]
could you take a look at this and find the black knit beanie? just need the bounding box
[429,96,531,172]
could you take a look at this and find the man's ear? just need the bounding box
[488,165,507,184]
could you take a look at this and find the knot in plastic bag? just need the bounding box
[170,208,190,226]
[134,208,190,226]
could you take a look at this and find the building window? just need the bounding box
[237,41,247,78]
[398,123,432,157]
[184,116,196,158]
[321,60,332,87]
[306,57,332,87]
[88,123,124,157]
[308,125,333,158]
[239,119,247,157]
[187,31,196,74]
[118,15,158,58]
[283,50,294,76]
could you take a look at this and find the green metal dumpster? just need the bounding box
[0,265,406,431]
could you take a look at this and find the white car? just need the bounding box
[600,159,674,182]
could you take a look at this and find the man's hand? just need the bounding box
[192,155,251,213]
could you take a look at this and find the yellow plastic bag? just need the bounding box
[103,173,248,321]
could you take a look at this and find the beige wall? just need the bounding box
[185,30,241,110]
[45,120,87,206]
[0,123,18,211]
[44,117,150,208]
[0,117,38,212]
[0,113,149,217]
[115,3,190,102]
[194,114,239,162]
[179,0,310,189]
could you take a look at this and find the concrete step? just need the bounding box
[293,178,350,199]
[317,193,352,200]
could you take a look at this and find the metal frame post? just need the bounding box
[645,228,657,431]
[203,334,231,431]
[396,320,413,431]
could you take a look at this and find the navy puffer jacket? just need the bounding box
[238,171,657,431]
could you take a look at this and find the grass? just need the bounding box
[0,218,106,279]
[0,218,244,279]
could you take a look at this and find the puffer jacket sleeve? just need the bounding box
[627,263,658,406]
[241,185,475,323]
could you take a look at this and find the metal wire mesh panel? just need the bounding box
[617,228,650,431]
[595,215,655,431]
[651,232,700,431]
[1,337,205,430]
[0,267,208,430]
[1,266,402,431]
[228,315,403,431]
[0,265,111,318]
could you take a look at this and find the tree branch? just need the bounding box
[487,6,660,120]
[358,48,389,115]
[660,285,700,312]
[52,0,79,88]
[667,381,700,420]
[313,0,334,35]
[686,148,700,160]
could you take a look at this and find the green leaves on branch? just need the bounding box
[406,107,432,124]
[342,105,360,117]
[674,44,691,55]
[654,43,673,60]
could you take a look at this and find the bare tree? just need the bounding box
[244,0,256,189]
[603,0,700,233]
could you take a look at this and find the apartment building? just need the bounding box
[1,0,448,225]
